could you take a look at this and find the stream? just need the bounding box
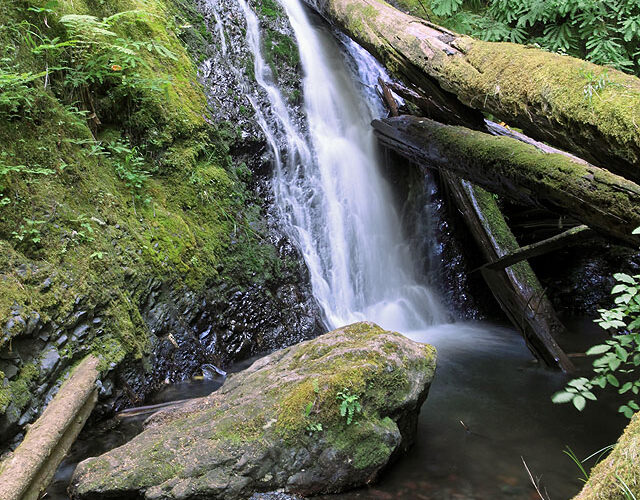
[47,319,626,499]
[46,0,628,497]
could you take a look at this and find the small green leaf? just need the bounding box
[612,284,628,294]
[614,273,635,284]
[619,405,634,418]
[620,382,633,394]
[586,344,611,355]
[573,395,586,411]
[607,374,620,387]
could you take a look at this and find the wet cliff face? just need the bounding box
[0,0,321,450]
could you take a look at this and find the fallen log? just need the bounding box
[476,225,596,272]
[0,355,99,500]
[372,115,640,247]
[442,172,575,372]
[308,0,640,179]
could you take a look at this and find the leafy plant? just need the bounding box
[429,0,640,76]
[552,272,640,418]
[12,218,46,246]
[336,388,362,425]
[303,378,323,434]
[107,139,150,195]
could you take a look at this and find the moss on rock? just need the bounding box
[69,322,437,499]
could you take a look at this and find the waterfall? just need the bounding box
[238,0,446,332]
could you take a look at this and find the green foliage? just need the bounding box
[256,0,282,20]
[552,273,640,418]
[336,388,362,425]
[430,0,640,75]
[11,218,45,247]
[0,2,176,126]
[106,139,150,195]
[303,378,323,434]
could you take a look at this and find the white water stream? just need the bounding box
[238,0,446,332]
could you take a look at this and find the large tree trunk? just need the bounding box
[372,115,640,247]
[307,0,640,180]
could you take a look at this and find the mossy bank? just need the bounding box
[0,0,320,449]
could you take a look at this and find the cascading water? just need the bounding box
[238,0,446,332]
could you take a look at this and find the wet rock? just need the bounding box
[4,316,26,337]
[0,361,19,380]
[40,277,52,291]
[70,322,436,500]
[25,311,40,336]
[39,346,60,378]
[72,324,91,340]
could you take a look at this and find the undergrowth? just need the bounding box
[0,0,284,396]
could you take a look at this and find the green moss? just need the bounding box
[328,418,396,470]
[0,363,39,413]
[444,39,640,164]
[0,0,291,416]
[575,412,640,499]
[255,0,282,19]
[263,29,300,79]
[273,323,436,439]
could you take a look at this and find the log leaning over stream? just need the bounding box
[307,0,640,180]
[372,115,640,247]
[442,173,575,372]
[0,355,99,500]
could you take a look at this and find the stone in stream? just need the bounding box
[70,322,437,499]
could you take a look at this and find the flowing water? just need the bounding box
[243,0,445,332]
[46,1,627,498]
[240,2,627,498]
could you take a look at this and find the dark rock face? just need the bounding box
[0,247,322,448]
[70,322,437,500]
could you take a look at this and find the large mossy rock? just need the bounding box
[70,322,437,499]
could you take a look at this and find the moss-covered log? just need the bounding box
[574,412,640,499]
[372,115,640,247]
[442,173,574,371]
[307,0,640,180]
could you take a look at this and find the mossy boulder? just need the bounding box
[69,322,437,499]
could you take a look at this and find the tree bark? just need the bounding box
[307,0,640,180]
[442,172,574,371]
[372,115,640,247]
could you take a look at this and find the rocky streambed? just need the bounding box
[69,322,436,499]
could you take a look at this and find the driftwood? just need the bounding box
[372,115,640,247]
[476,225,596,272]
[0,355,99,500]
[307,0,640,179]
[443,172,575,371]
